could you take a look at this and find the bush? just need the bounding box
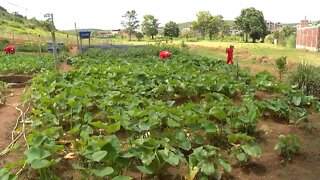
[275,56,287,80]
[274,134,300,160]
[285,35,296,48]
[264,34,274,44]
[0,39,10,49]
[288,64,320,97]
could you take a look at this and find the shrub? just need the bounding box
[275,56,287,80]
[285,35,296,48]
[274,134,300,159]
[288,64,320,97]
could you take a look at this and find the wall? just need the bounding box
[296,26,320,51]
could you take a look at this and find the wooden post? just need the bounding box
[50,14,59,70]
[38,34,42,56]
[74,23,80,49]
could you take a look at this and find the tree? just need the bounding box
[207,15,224,40]
[192,11,211,39]
[141,15,159,39]
[135,32,144,41]
[235,7,267,43]
[164,21,180,39]
[121,10,139,41]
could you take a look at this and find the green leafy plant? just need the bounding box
[274,134,300,160]
[275,56,287,81]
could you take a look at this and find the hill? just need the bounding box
[0,6,72,47]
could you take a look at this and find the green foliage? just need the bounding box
[0,54,55,74]
[164,21,180,38]
[0,39,10,49]
[288,63,320,97]
[135,32,144,41]
[141,15,159,39]
[235,7,268,42]
[121,10,139,41]
[0,81,9,105]
[274,134,300,159]
[3,46,318,179]
[275,56,287,80]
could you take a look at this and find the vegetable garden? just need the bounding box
[0,46,320,179]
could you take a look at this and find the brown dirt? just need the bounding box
[0,88,26,168]
[59,62,73,72]
[69,46,79,56]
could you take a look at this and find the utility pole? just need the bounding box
[75,22,80,49]
[45,13,59,70]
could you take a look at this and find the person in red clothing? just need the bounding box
[4,45,15,55]
[159,50,171,60]
[226,45,234,64]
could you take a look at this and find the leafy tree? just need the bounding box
[164,21,180,39]
[141,15,159,39]
[207,15,224,40]
[121,10,139,41]
[220,23,231,38]
[235,7,267,43]
[192,11,211,39]
[135,32,144,41]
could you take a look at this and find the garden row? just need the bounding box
[1,46,319,179]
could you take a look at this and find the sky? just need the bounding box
[0,0,318,30]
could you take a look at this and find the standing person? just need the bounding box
[226,45,234,64]
[159,50,171,60]
[4,45,15,55]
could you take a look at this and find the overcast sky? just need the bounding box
[0,0,318,30]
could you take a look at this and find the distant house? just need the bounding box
[229,27,240,35]
[265,21,282,31]
[111,29,120,36]
[296,20,320,51]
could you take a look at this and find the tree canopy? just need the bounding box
[164,21,180,38]
[121,10,139,41]
[141,15,159,39]
[235,7,267,43]
[192,11,225,40]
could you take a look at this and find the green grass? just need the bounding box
[184,41,320,66]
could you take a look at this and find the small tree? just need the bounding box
[135,32,144,41]
[275,56,287,81]
[121,10,139,41]
[164,21,180,40]
[141,15,159,39]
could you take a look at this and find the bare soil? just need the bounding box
[0,88,25,168]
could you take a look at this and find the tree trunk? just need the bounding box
[129,31,132,41]
[245,34,248,43]
[151,35,154,39]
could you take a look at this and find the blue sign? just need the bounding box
[79,31,91,38]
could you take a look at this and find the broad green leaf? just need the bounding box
[68,124,81,134]
[92,167,114,177]
[218,159,231,173]
[92,151,108,162]
[201,162,215,175]
[106,122,121,133]
[0,168,17,180]
[89,121,108,129]
[236,152,246,162]
[111,175,132,180]
[136,166,153,175]
[159,150,180,166]
[31,135,46,146]
[167,119,180,127]
[242,144,261,157]
[209,106,227,120]
[31,159,50,169]
[292,96,302,106]
[24,146,51,164]
[72,163,86,170]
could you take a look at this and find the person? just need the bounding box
[4,45,15,55]
[226,45,234,64]
[159,50,171,60]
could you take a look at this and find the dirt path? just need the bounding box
[0,88,24,149]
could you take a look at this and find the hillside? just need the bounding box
[0,6,72,46]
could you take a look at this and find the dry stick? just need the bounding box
[11,105,23,141]
[16,103,31,175]
[0,132,23,156]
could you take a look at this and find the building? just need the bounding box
[296,20,320,51]
[265,21,282,31]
